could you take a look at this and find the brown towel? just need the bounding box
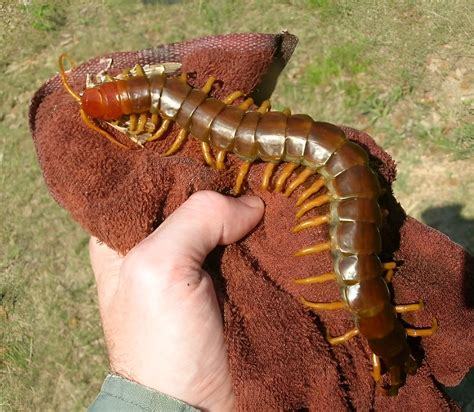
[29,32,473,411]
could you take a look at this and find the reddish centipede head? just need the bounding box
[81,83,123,121]
[81,88,106,119]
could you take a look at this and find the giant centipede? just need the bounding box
[59,54,438,395]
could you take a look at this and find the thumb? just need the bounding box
[131,191,264,269]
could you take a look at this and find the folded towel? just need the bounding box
[29,32,473,411]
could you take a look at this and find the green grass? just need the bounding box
[1,0,473,409]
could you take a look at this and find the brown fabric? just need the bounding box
[29,33,473,410]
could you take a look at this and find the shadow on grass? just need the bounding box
[421,204,473,255]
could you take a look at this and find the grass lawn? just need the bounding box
[1,0,472,409]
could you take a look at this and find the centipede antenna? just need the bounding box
[58,53,81,102]
[80,109,128,149]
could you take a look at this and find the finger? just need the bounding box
[132,191,264,268]
[89,237,124,307]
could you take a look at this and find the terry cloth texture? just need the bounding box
[30,32,473,411]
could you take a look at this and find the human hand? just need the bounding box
[89,191,264,411]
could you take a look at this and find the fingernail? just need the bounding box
[238,195,264,209]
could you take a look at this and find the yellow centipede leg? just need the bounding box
[282,107,291,116]
[129,113,138,132]
[215,150,227,170]
[147,119,171,142]
[261,162,278,191]
[284,167,316,197]
[382,262,397,283]
[201,76,217,94]
[223,90,244,105]
[274,163,299,193]
[405,318,438,337]
[294,241,331,257]
[233,161,252,195]
[371,353,382,382]
[293,272,336,284]
[300,297,346,310]
[257,100,271,113]
[395,301,424,313]
[196,76,219,167]
[326,327,359,345]
[383,262,396,270]
[296,178,325,206]
[80,109,128,149]
[163,128,189,156]
[132,113,148,135]
[145,113,160,133]
[200,142,216,168]
[296,194,331,219]
[239,98,254,110]
[292,215,330,233]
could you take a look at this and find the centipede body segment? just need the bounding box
[59,54,438,396]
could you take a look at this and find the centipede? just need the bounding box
[59,54,438,395]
